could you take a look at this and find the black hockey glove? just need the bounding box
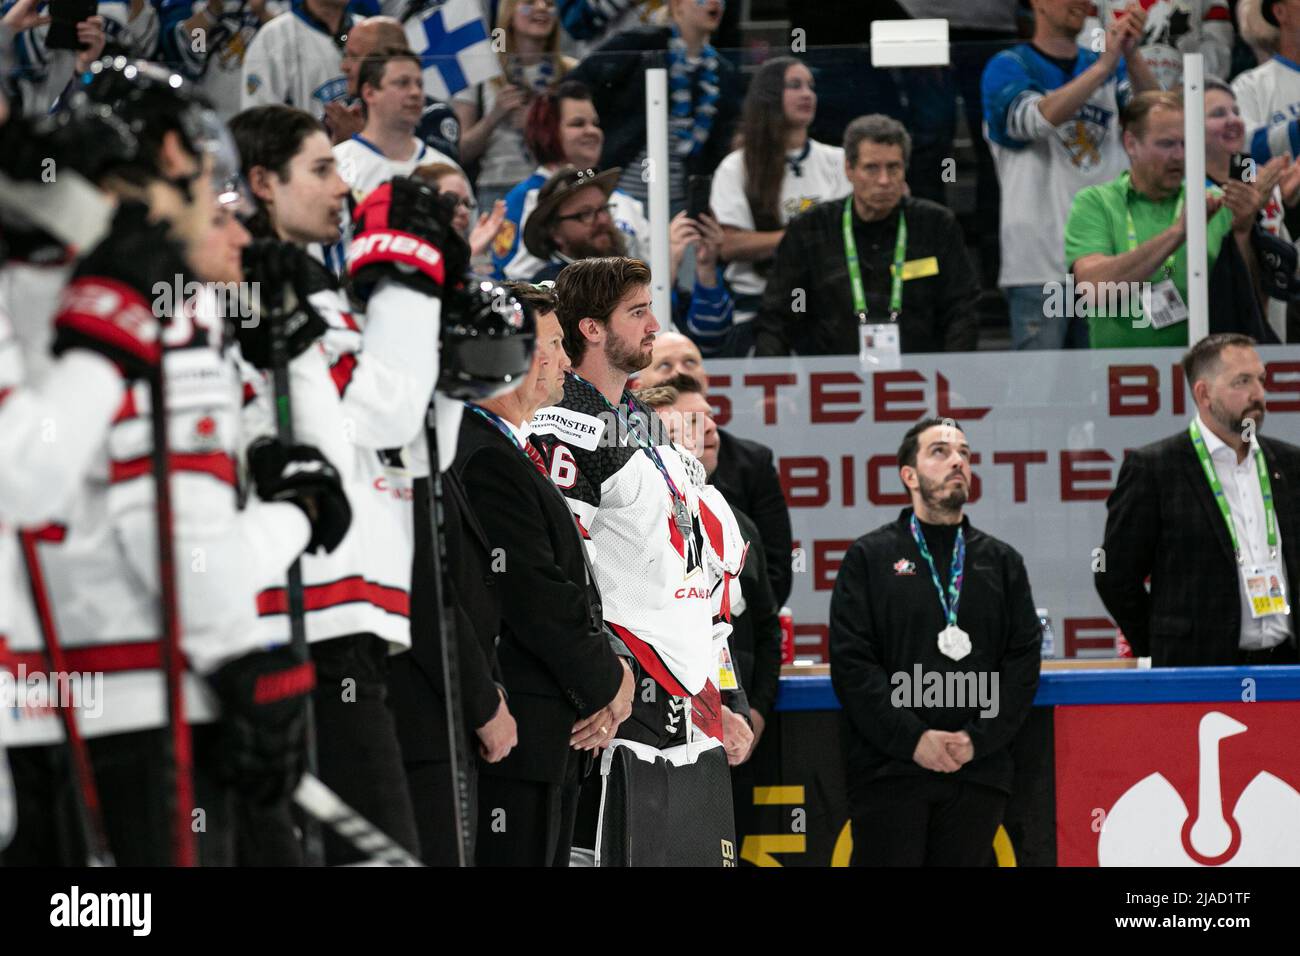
[206,646,314,806]
[247,438,352,554]
[238,239,331,369]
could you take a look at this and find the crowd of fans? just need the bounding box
[4,0,1299,353]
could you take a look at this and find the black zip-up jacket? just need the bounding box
[755,195,979,356]
[829,508,1041,795]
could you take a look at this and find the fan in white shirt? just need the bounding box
[710,58,850,330]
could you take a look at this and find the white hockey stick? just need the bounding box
[292,773,423,867]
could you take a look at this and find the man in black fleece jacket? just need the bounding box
[829,417,1040,866]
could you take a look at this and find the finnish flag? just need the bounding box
[404,0,501,100]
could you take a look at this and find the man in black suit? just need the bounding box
[1097,334,1300,667]
[388,438,518,866]
[455,283,636,867]
[637,331,794,606]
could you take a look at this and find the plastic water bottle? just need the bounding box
[1037,608,1055,659]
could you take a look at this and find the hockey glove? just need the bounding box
[347,176,470,302]
[206,646,315,806]
[238,239,331,369]
[50,201,185,380]
[247,438,352,554]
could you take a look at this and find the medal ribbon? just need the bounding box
[569,373,686,505]
[843,196,907,322]
[466,403,548,478]
[1188,418,1278,561]
[1125,188,1184,280]
[909,513,966,627]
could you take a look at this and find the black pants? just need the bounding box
[2,724,232,866]
[404,754,478,866]
[849,774,1006,867]
[1237,641,1298,665]
[311,633,420,865]
[475,756,586,867]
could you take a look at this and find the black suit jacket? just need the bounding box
[711,429,794,607]
[728,508,783,719]
[389,469,503,765]
[455,411,626,786]
[1095,430,1300,666]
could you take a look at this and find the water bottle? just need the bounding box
[778,606,795,665]
[1037,607,1055,660]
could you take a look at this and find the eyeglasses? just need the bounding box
[556,202,615,225]
[449,196,477,213]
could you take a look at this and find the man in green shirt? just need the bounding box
[1064,90,1235,348]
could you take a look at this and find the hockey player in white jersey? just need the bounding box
[239,0,354,122]
[231,103,472,863]
[1081,0,1233,89]
[531,258,748,866]
[0,60,352,866]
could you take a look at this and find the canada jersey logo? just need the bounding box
[893,558,916,575]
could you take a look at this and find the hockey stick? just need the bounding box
[16,530,115,867]
[267,284,325,867]
[149,365,198,868]
[423,400,473,866]
[292,772,422,867]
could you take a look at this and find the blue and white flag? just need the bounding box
[404,0,500,101]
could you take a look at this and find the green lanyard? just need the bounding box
[1125,191,1184,279]
[1188,419,1278,562]
[843,197,906,322]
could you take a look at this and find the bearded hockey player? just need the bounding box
[0,59,350,866]
[230,103,472,863]
[532,257,749,866]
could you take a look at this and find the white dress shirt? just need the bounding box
[1195,414,1294,650]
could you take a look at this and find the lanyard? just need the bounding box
[909,513,966,627]
[466,403,548,478]
[843,197,906,323]
[1188,418,1278,561]
[568,373,686,504]
[1125,191,1184,279]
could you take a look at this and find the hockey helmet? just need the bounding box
[438,279,536,400]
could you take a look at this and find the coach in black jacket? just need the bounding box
[456,285,635,867]
[1097,335,1300,667]
[755,115,978,357]
[830,418,1040,866]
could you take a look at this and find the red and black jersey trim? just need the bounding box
[110,451,237,486]
[256,574,410,619]
[607,621,690,698]
[4,640,170,675]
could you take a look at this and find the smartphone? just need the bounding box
[686,174,713,222]
[46,0,99,52]
[1229,152,1255,184]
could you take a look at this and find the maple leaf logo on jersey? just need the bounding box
[894,558,916,575]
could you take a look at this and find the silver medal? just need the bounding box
[673,499,692,537]
[937,624,972,662]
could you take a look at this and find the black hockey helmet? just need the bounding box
[438,279,536,400]
[62,57,241,197]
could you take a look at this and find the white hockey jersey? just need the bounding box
[532,374,743,698]
[160,0,290,119]
[1234,56,1300,165]
[241,275,440,651]
[1,265,310,742]
[333,135,464,204]
[1081,0,1233,88]
[239,4,353,120]
[982,43,1132,286]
